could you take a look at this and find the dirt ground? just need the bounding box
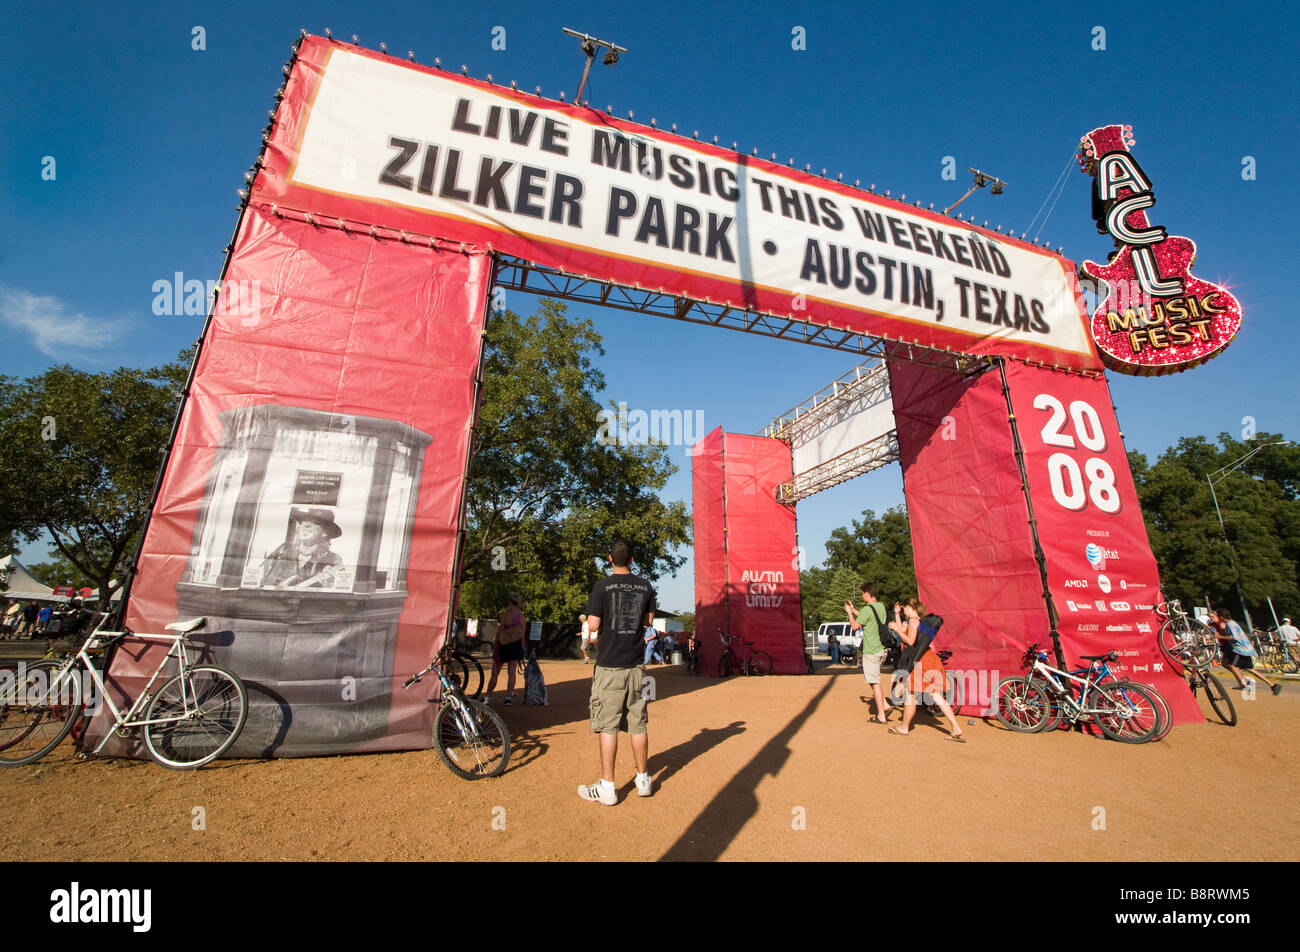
[3,659,1297,862]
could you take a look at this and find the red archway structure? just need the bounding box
[99,34,1198,757]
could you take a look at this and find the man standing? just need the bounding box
[1279,617,1300,666]
[578,613,594,663]
[846,582,892,724]
[578,539,657,806]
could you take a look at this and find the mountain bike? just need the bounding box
[0,613,247,769]
[1052,649,1172,740]
[403,656,509,779]
[716,627,772,677]
[994,644,1161,743]
[1155,599,1218,672]
[1187,665,1236,726]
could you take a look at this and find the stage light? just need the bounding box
[603,50,619,65]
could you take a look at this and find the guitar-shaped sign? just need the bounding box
[1076,124,1242,376]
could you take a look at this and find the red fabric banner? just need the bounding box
[98,206,491,757]
[889,357,1050,712]
[692,430,804,675]
[1001,360,1200,722]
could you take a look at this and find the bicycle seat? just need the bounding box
[1078,653,1111,662]
[165,617,208,634]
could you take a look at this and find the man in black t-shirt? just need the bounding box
[577,539,657,806]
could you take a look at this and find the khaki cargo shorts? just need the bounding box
[862,650,886,684]
[590,665,648,735]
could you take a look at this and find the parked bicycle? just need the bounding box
[716,627,772,677]
[1155,598,1218,672]
[1254,628,1299,675]
[0,613,247,769]
[403,655,509,779]
[993,643,1161,743]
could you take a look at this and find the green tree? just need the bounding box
[799,506,916,627]
[1132,432,1299,626]
[456,299,691,621]
[26,552,96,590]
[0,354,189,608]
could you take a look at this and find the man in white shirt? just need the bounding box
[1279,617,1300,665]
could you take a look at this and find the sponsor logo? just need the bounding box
[1085,542,1119,567]
[1135,603,1154,611]
[1131,663,1149,673]
[1064,600,1077,612]
[1137,622,1152,634]
[1095,600,1108,612]
[1085,529,1110,537]
[1105,624,1134,632]
[1077,624,1100,632]
[1097,574,1111,593]
[1120,579,1128,590]
[1152,662,1164,673]
[1110,600,1131,611]
[1064,579,1089,589]
[741,568,784,607]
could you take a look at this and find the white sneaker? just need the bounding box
[578,779,617,806]
[634,772,653,798]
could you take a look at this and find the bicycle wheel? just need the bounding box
[1106,681,1168,742]
[717,652,732,678]
[1090,682,1160,743]
[1200,672,1237,727]
[143,666,248,769]
[1141,683,1173,741]
[1157,619,1214,671]
[456,652,485,699]
[0,660,82,766]
[747,651,773,676]
[433,697,509,779]
[992,677,1050,732]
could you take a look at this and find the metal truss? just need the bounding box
[492,256,983,365]
[762,358,891,441]
[776,432,901,504]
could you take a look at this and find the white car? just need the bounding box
[815,621,859,655]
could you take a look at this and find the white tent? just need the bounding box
[0,554,58,601]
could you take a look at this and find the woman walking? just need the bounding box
[887,597,965,742]
[485,593,527,705]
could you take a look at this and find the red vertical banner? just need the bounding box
[1000,361,1200,722]
[691,430,804,675]
[691,428,728,676]
[100,206,491,757]
[889,358,1050,710]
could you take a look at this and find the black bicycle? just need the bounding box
[403,657,508,779]
[1187,666,1236,726]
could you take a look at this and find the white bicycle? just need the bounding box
[0,613,247,769]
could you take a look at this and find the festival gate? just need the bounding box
[103,35,1218,756]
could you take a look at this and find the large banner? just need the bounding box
[1001,360,1199,721]
[255,35,1100,372]
[889,357,1051,712]
[692,429,804,675]
[98,207,491,757]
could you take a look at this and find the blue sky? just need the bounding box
[3,0,1297,614]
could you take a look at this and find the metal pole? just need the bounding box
[1267,596,1280,630]
[1207,473,1255,633]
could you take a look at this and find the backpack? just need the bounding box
[868,603,894,650]
[896,613,943,673]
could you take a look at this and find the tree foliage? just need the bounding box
[798,506,916,628]
[0,355,189,607]
[456,299,691,621]
[1131,432,1299,625]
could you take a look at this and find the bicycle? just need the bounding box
[1255,629,1299,674]
[1155,598,1218,672]
[994,644,1161,743]
[1057,649,1172,741]
[716,627,772,677]
[403,656,509,779]
[1186,664,1237,726]
[0,613,247,769]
